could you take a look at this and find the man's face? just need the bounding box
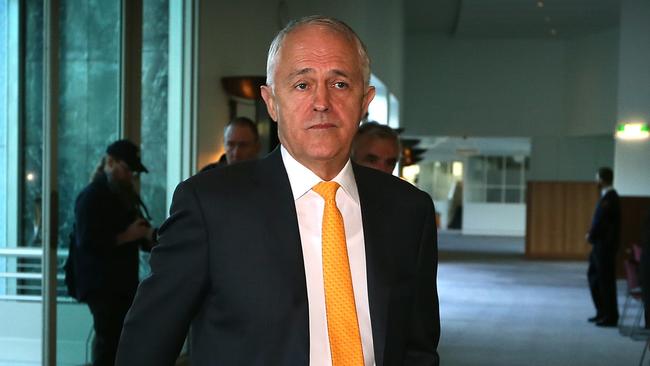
[224,124,260,164]
[353,135,399,174]
[260,25,375,175]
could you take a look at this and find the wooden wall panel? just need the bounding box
[563,183,599,257]
[526,181,598,259]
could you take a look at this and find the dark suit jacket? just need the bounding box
[72,173,142,301]
[115,148,440,366]
[587,189,621,250]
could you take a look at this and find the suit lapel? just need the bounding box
[254,148,310,361]
[354,165,390,366]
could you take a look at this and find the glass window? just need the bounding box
[505,188,522,203]
[466,154,529,203]
[486,156,503,185]
[56,0,121,260]
[486,187,503,203]
[505,156,523,185]
[467,156,485,184]
[0,0,7,246]
[0,0,7,299]
[368,74,388,125]
[140,0,169,278]
[388,93,399,129]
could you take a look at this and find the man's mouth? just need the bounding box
[309,123,336,130]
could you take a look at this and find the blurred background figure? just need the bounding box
[201,116,261,171]
[69,139,156,366]
[351,121,401,174]
[586,167,621,327]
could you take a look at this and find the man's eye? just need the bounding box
[295,83,307,90]
[364,155,378,163]
[333,81,348,89]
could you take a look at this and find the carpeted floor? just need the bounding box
[437,231,646,366]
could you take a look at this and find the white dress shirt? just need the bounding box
[281,146,375,366]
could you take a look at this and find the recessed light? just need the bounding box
[550,28,557,36]
[537,1,544,8]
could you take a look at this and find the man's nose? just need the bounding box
[312,85,330,112]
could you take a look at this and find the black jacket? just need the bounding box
[116,148,440,366]
[588,189,621,249]
[72,173,144,301]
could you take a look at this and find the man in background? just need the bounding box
[351,121,400,175]
[587,167,621,327]
[201,116,261,171]
[71,140,155,366]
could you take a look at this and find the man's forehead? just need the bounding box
[364,137,399,153]
[281,25,357,59]
[225,125,255,138]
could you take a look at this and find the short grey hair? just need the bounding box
[265,15,371,88]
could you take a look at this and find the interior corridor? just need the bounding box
[437,232,641,365]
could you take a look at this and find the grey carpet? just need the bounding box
[437,231,645,366]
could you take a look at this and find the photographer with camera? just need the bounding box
[69,139,156,366]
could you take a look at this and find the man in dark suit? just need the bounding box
[587,167,621,327]
[116,15,439,365]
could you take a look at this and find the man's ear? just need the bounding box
[260,85,278,122]
[361,86,376,117]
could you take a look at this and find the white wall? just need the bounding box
[462,203,526,236]
[614,0,650,196]
[196,0,405,170]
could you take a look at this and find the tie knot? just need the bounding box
[313,181,340,201]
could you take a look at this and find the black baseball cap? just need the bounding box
[106,139,148,173]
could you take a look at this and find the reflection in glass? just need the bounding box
[140,0,169,279]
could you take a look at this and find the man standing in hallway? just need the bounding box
[351,121,401,175]
[587,167,621,327]
[116,15,439,365]
[200,116,261,171]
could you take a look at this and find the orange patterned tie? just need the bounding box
[312,181,364,366]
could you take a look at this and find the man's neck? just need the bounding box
[283,147,349,181]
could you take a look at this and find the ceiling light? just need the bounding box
[550,28,557,36]
[616,122,649,140]
[537,1,544,8]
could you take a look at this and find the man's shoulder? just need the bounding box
[184,152,282,197]
[75,178,111,206]
[354,164,431,205]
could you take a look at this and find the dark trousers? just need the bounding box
[87,293,135,366]
[588,246,619,321]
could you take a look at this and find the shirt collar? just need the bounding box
[281,145,359,204]
[601,186,614,197]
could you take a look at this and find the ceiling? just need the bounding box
[405,0,620,38]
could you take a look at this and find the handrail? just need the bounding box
[0,247,69,258]
[0,246,72,302]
